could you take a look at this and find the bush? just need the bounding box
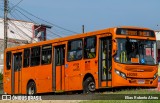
[0,73,3,81]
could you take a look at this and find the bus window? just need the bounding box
[55,46,65,66]
[6,51,11,70]
[55,48,61,65]
[115,38,157,64]
[41,45,52,65]
[62,47,65,65]
[14,53,22,71]
[84,36,96,59]
[31,46,40,66]
[23,48,30,67]
[68,39,83,61]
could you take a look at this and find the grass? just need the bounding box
[0,73,3,88]
[80,89,160,103]
[81,100,158,103]
[0,81,3,94]
[110,88,160,94]
[0,73,3,94]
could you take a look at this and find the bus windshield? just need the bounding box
[114,38,157,65]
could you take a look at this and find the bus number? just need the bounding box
[127,73,137,77]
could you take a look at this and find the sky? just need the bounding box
[5,0,160,36]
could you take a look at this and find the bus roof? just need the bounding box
[5,26,154,51]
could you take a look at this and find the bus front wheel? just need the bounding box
[83,77,95,93]
[27,81,36,95]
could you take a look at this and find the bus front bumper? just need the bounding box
[112,74,158,88]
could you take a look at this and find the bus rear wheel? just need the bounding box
[83,77,95,93]
[27,81,36,95]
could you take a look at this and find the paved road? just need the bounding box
[0,89,114,100]
[0,86,160,101]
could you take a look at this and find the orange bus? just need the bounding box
[3,26,158,95]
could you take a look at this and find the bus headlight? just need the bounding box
[153,73,158,80]
[115,69,120,75]
[115,69,126,79]
[121,72,126,79]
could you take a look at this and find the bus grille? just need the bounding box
[125,67,153,72]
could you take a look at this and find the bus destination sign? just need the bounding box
[116,28,155,37]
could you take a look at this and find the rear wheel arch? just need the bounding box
[83,73,95,83]
[26,79,37,95]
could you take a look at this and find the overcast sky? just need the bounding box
[6,0,160,36]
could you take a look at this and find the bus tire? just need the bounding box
[27,81,36,95]
[83,77,95,93]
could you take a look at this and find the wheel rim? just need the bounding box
[28,85,35,95]
[88,82,95,92]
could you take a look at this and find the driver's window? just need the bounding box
[125,39,138,60]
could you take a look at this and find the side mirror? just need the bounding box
[112,39,117,56]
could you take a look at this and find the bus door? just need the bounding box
[11,52,22,94]
[53,45,65,91]
[99,37,112,87]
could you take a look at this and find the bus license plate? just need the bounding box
[138,80,145,84]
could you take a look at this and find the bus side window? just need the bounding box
[23,48,30,67]
[14,53,22,71]
[31,46,40,66]
[84,36,96,59]
[41,45,52,65]
[6,51,11,70]
[67,39,83,61]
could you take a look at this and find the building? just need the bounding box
[0,18,50,73]
[155,31,160,77]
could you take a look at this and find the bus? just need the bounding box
[3,26,158,95]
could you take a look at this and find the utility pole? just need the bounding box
[82,25,84,33]
[4,0,8,50]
